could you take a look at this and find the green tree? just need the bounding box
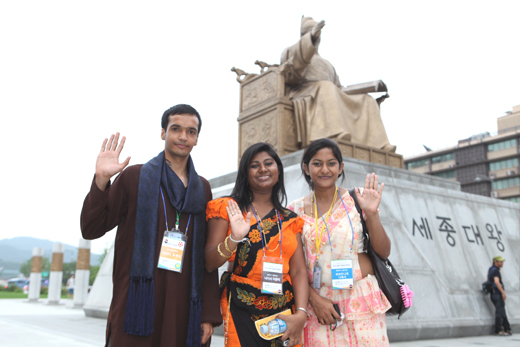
[19,257,50,277]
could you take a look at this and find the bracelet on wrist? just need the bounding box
[229,234,249,244]
[217,243,231,259]
[224,236,236,254]
[296,307,310,319]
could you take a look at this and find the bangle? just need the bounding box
[296,307,310,319]
[229,234,249,244]
[217,243,231,259]
[224,236,236,254]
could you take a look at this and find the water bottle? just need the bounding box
[259,318,287,336]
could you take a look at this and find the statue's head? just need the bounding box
[300,16,318,36]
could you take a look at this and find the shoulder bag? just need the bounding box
[349,188,413,318]
[482,280,494,294]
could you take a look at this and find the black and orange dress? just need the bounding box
[206,197,304,347]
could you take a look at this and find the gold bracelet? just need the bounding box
[224,236,236,254]
[217,242,231,258]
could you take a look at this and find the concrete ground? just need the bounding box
[1,299,518,346]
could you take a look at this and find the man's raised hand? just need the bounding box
[95,133,131,191]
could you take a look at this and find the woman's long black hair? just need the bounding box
[230,142,287,213]
[301,138,345,190]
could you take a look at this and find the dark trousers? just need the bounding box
[490,292,511,333]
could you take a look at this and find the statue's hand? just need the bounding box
[311,20,326,40]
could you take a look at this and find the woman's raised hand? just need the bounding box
[355,173,384,218]
[95,133,131,191]
[226,200,251,240]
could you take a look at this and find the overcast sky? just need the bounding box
[1,1,519,254]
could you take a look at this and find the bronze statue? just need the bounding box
[281,16,396,152]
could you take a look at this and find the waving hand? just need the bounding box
[226,200,251,241]
[354,173,384,218]
[95,133,131,191]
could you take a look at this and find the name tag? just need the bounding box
[158,230,187,273]
[261,256,283,295]
[331,259,353,290]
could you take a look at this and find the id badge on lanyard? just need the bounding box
[331,258,353,289]
[158,230,187,273]
[157,188,191,273]
[261,256,284,295]
[253,207,285,296]
[333,188,356,289]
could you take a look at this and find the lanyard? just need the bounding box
[313,188,337,259]
[251,205,283,258]
[314,197,334,259]
[337,188,356,254]
[160,188,191,233]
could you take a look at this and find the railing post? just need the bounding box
[27,247,43,302]
[73,238,91,308]
[47,243,64,304]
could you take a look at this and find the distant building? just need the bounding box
[404,104,520,203]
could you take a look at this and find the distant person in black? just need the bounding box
[487,256,512,336]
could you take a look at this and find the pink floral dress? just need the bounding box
[288,190,391,347]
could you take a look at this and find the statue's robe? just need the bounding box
[281,32,393,150]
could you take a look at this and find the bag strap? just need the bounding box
[348,188,370,253]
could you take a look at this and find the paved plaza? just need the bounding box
[0,299,518,346]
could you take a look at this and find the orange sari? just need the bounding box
[207,197,303,347]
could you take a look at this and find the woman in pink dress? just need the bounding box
[287,138,392,346]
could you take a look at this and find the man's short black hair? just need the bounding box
[161,104,202,135]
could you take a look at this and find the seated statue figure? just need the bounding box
[281,16,396,152]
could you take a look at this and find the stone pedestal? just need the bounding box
[237,69,298,162]
[337,139,404,168]
[27,247,43,302]
[73,239,91,308]
[47,243,64,304]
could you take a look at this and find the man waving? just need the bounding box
[81,104,221,346]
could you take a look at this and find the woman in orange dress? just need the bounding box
[205,142,308,347]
